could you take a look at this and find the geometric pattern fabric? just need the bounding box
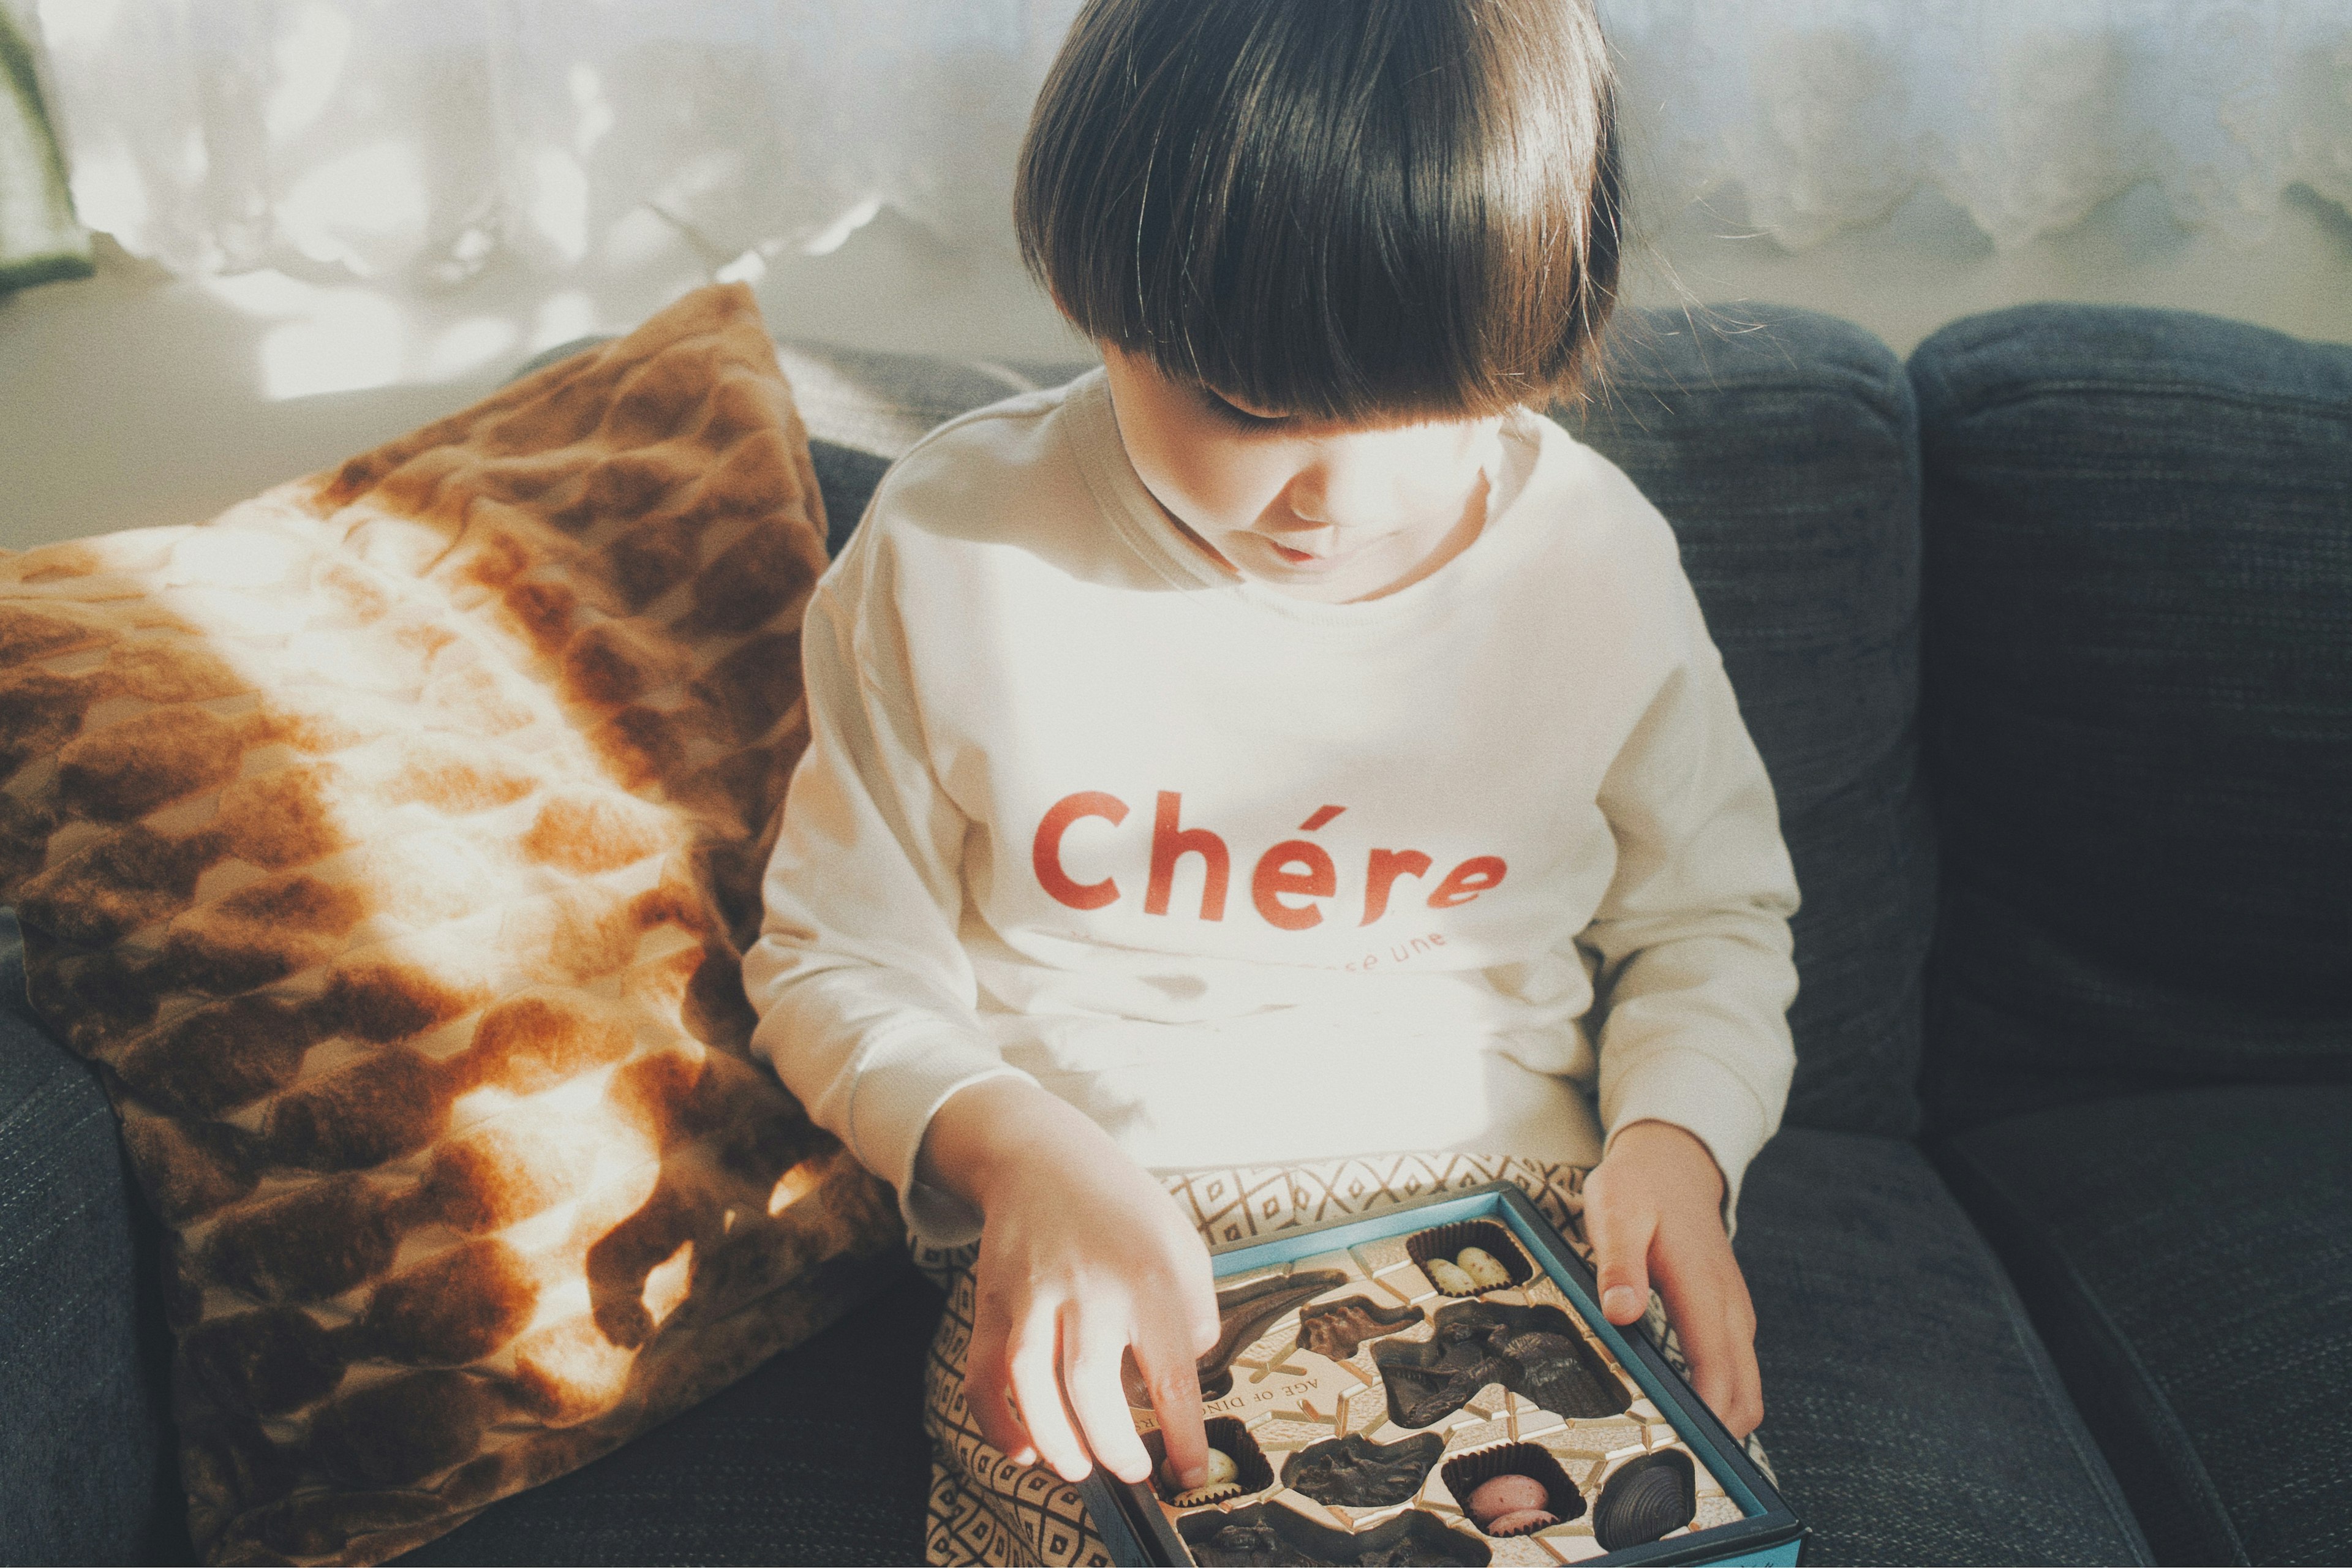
[918,1152,1743,1567]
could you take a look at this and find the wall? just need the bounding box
[2,175,2346,553]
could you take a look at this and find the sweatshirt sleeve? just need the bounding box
[741,529,1032,1246]
[1578,564,1801,1229]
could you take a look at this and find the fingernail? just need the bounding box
[1603,1286,1640,1319]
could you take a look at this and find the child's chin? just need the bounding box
[1241,549,1384,600]
[1246,568,1377,603]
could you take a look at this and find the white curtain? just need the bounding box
[33,0,2352,285]
[1607,0,2352,250]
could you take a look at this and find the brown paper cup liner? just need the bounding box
[1406,1220,1534,1296]
[1441,1440,1586,1537]
[1144,1416,1276,1509]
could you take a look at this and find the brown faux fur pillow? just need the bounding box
[0,284,900,1565]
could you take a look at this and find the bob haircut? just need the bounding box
[1016,0,1623,425]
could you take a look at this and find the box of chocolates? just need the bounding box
[1079,1183,1804,1566]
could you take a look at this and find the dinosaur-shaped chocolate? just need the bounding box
[1371,1300,1629,1428]
[1294,1294,1423,1361]
[1280,1431,1446,1509]
[1122,1268,1349,1405]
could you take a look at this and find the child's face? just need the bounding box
[1099,345,1505,604]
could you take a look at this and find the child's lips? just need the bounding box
[1265,539,1338,567]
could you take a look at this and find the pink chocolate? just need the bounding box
[1466,1472,1551,1525]
[1487,1508,1561,1536]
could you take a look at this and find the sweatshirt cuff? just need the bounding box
[844,1033,1035,1247]
[1600,1047,1774,1235]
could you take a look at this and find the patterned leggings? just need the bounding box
[914,1153,1766,1567]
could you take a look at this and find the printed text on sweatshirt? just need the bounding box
[741,372,1800,1244]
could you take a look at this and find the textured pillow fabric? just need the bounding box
[1557,307,1934,1140]
[511,337,1095,562]
[0,282,901,1565]
[1911,305,2352,1130]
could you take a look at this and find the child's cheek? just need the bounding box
[1145,439,1292,534]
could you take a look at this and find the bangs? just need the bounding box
[1017,0,1622,425]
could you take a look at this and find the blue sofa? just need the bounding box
[4,301,2345,1566]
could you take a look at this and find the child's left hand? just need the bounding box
[1580,1119,1763,1439]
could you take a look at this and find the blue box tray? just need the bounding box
[1079,1182,1803,1566]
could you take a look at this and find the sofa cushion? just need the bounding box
[1936,1084,2352,1566]
[1910,305,2352,1129]
[1735,1126,2148,1566]
[0,910,186,1567]
[396,1273,944,1567]
[1560,308,1934,1140]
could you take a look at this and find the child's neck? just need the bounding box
[1145,459,1497,605]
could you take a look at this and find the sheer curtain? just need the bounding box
[1607,0,2352,250]
[33,0,2352,287]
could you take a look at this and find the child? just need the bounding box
[742,0,1798,1559]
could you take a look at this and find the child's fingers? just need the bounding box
[1651,1243,1763,1438]
[1582,1180,1658,1325]
[1128,1330,1210,1489]
[1008,1314,1093,1482]
[1060,1313,1155,1485]
[1665,1294,1762,1437]
[965,1296,1037,1466]
[1692,1336,1763,1439]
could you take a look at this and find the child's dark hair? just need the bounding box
[1016,0,1622,424]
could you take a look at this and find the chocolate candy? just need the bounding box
[1167,1447,1241,1507]
[1126,1269,1349,1406]
[1281,1432,1445,1509]
[1185,1505,1493,1566]
[1485,1508,1560,1536]
[1593,1450,1697,1550]
[1464,1472,1549,1525]
[1454,1246,1512,1290]
[1191,1520,1318,1565]
[1294,1295,1423,1362]
[1424,1259,1477,1294]
[1374,1301,1630,1428]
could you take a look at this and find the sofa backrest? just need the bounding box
[790,306,1939,1142]
[1559,307,1932,1139]
[1910,304,2352,1131]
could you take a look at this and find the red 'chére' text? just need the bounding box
[1030,790,1506,931]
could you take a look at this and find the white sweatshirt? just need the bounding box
[742,372,1800,1245]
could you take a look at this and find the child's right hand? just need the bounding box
[918,1077,1222,1490]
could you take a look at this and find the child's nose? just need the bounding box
[1280,450,1389,530]
[1277,478,1333,527]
